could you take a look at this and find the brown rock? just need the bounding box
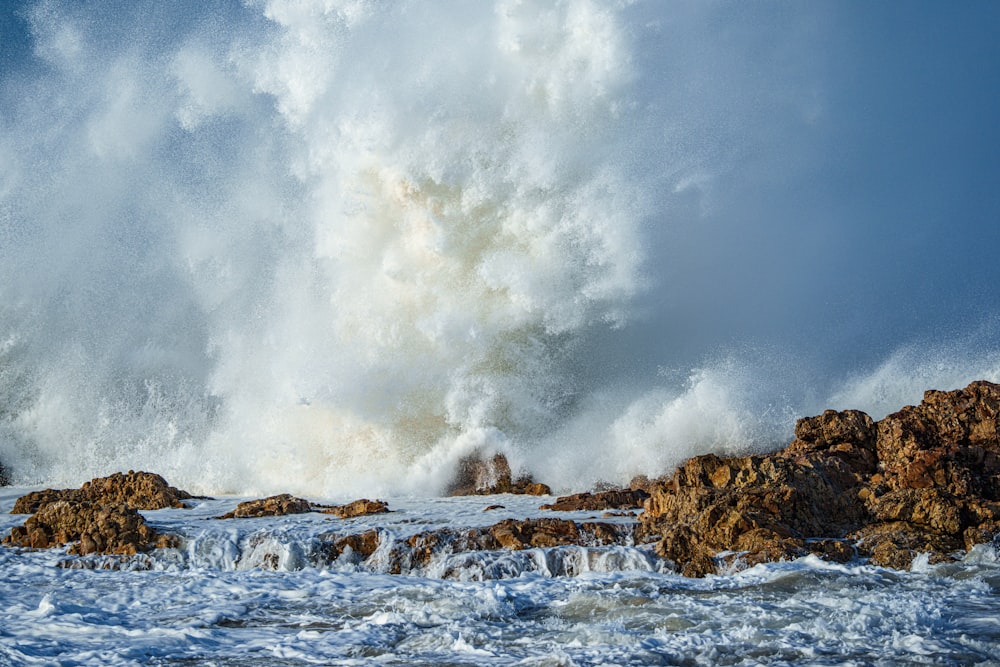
[850,522,963,569]
[3,499,171,555]
[4,472,191,555]
[447,453,552,496]
[404,528,501,568]
[216,494,313,519]
[807,538,855,563]
[518,482,553,496]
[539,488,649,512]
[490,518,581,550]
[792,409,877,450]
[627,474,673,494]
[327,529,383,562]
[12,471,196,514]
[579,521,632,546]
[638,380,1000,576]
[875,381,1000,496]
[322,499,390,519]
[11,489,67,515]
[785,409,878,476]
[319,516,638,574]
[867,489,962,535]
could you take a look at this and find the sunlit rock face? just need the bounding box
[640,380,1000,575]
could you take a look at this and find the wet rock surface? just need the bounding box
[216,494,314,519]
[4,471,191,555]
[540,488,649,512]
[322,498,390,519]
[640,380,1000,575]
[4,500,177,555]
[11,471,196,514]
[320,517,635,574]
[5,381,999,573]
[214,496,391,519]
[447,453,552,496]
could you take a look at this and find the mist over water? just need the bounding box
[1,1,999,496]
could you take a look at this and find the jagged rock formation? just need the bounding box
[216,494,313,519]
[4,471,191,555]
[540,488,649,512]
[447,453,552,496]
[640,380,1000,576]
[12,471,196,514]
[4,500,177,555]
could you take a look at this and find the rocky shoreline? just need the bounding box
[4,380,1000,576]
[639,379,1000,575]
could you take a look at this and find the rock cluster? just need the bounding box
[6,381,999,574]
[5,500,177,555]
[640,380,1000,575]
[447,453,551,496]
[5,471,189,555]
[12,471,195,514]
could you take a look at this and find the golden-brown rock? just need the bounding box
[12,471,196,514]
[322,517,634,574]
[216,494,313,519]
[322,499,390,519]
[3,499,175,555]
[447,453,552,496]
[640,380,1000,576]
[539,488,649,512]
[4,471,190,555]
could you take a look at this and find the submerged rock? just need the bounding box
[539,488,649,512]
[11,471,197,515]
[324,517,635,574]
[326,529,383,562]
[640,380,1000,576]
[447,453,552,496]
[0,462,8,487]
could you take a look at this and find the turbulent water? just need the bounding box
[2,3,1000,663]
[1,0,997,496]
[2,488,1000,666]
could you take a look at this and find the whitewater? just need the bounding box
[2,488,999,666]
[2,1,1000,664]
[3,0,997,496]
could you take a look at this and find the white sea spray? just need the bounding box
[1,1,999,497]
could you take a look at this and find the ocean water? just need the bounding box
[3,1,1000,663]
[2,488,999,666]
